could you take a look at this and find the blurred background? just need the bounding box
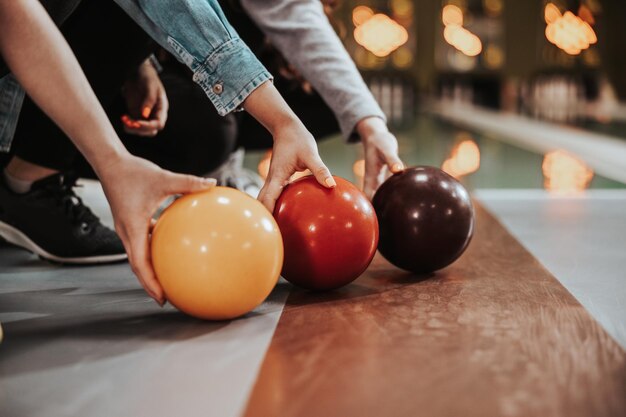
[247,0,626,194]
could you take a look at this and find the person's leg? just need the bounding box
[74,59,239,180]
[0,0,153,263]
[8,0,154,175]
[122,62,237,176]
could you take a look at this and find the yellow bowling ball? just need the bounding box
[151,187,283,320]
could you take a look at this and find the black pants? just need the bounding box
[8,0,340,177]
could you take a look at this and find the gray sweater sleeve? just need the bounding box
[239,0,386,141]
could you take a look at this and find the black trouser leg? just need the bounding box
[110,62,238,176]
[10,0,154,171]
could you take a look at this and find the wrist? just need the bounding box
[243,81,301,135]
[356,117,388,140]
[90,145,132,180]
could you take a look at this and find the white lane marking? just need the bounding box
[430,101,626,184]
[477,189,626,350]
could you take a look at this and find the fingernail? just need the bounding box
[392,163,404,172]
[325,177,337,188]
[142,106,151,119]
[203,178,217,186]
[132,122,141,128]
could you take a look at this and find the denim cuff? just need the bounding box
[168,37,272,116]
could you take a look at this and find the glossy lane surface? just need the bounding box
[244,203,626,417]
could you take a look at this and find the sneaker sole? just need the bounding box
[0,220,127,265]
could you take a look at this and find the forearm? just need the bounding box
[240,0,386,139]
[0,0,128,175]
[242,81,302,135]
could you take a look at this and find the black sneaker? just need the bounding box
[0,172,127,264]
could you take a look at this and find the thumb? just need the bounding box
[165,172,216,195]
[141,90,158,119]
[306,155,336,188]
[384,151,404,174]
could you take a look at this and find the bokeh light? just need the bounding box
[544,4,597,55]
[354,13,409,57]
[352,5,374,27]
[441,4,482,57]
[392,46,414,69]
[442,137,481,178]
[483,0,503,17]
[484,44,504,69]
[390,0,413,19]
[442,4,464,26]
[542,150,594,194]
[258,150,272,180]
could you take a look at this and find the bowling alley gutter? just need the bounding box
[427,100,626,185]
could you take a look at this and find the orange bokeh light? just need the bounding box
[442,4,464,26]
[352,5,374,27]
[354,13,409,57]
[542,150,593,194]
[443,25,482,56]
[441,138,481,178]
[257,150,272,180]
[441,4,482,57]
[544,4,597,55]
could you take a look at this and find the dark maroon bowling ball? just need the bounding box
[372,166,474,273]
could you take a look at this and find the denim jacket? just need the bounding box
[0,0,272,152]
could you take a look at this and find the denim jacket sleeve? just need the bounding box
[113,0,272,116]
[0,0,271,153]
[0,75,26,152]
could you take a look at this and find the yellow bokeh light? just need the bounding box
[583,48,600,66]
[353,5,374,27]
[542,150,593,194]
[441,138,481,178]
[392,46,414,68]
[354,13,409,57]
[484,44,504,68]
[483,0,503,16]
[442,4,464,26]
[390,0,413,18]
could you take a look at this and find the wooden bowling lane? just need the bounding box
[244,204,626,417]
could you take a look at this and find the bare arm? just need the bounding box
[240,0,403,196]
[0,0,214,304]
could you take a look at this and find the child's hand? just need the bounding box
[259,120,335,212]
[357,117,404,198]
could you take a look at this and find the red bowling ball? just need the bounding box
[274,175,378,290]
